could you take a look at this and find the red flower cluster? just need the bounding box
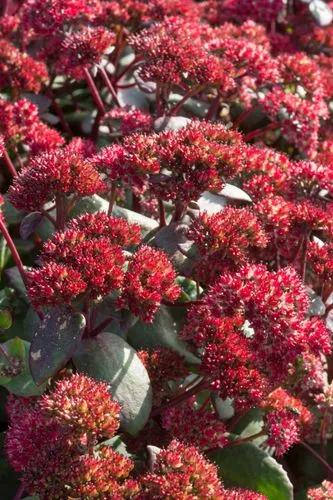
[118,245,180,322]
[262,388,313,456]
[182,263,331,409]
[58,26,115,79]
[130,17,234,90]
[140,439,224,498]
[5,374,125,497]
[161,397,229,450]
[22,0,96,35]
[0,39,48,93]
[0,98,64,154]
[105,106,153,135]
[188,207,268,282]
[138,347,188,405]
[27,213,140,305]
[308,481,333,499]
[40,373,121,440]
[9,142,105,211]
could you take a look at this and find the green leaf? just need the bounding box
[20,212,43,240]
[71,195,158,236]
[127,305,200,364]
[0,236,10,274]
[73,332,152,435]
[4,267,28,302]
[23,307,41,342]
[209,443,293,500]
[3,196,23,226]
[97,435,132,458]
[0,338,46,396]
[0,309,12,330]
[233,408,266,446]
[29,308,86,385]
[118,87,150,111]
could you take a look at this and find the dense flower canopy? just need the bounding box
[1,0,333,498]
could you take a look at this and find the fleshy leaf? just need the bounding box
[73,332,152,435]
[209,443,293,500]
[0,338,46,396]
[127,305,200,364]
[29,308,86,385]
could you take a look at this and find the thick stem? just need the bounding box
[158,199,166,227]
[90,315,115,337]
[115,56,142,83]
[151,379,208,416]
[91,112,103,141]
[47,90,73,136]
[13,483,25,500]
[206,91,221,121]
[132,194,141,213]
[0,216,27,286]
[301,233,309,282]
[99,66,120,107]
[3,149,17,177]
[84,67,106,116]
[108,184,117,216]
[172,201,185,222]
[168,86,204,116]
[55,193,67,230]
[301,441,333,479]
[244,123,279,142]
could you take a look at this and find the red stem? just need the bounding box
[13,483,25,500]
[233,106,259,128]
[168,86,204,116]
[55,193,67,230]
[84,67,106,116]
[0,216,27,286]
[99,66,120,107]
[3,149,17,177]
[244,123,279,142]
[301,441,333,479]
[151,380,208,416]
[115,57,142,83]
[206,91,221,121]
[108,184,117,216]
[90,315,115,337]
[47,90,72,136]
[158,199,166,227]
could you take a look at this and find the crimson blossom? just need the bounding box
[5,373,124,498]
[8,141,105,212]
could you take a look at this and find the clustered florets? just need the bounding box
[26,213,180,321]
[2,0,333,496]
[118,245,181,322]
[5,373,126,497]
[9,142,105,212]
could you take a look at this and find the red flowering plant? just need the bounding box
[1,0,333,499]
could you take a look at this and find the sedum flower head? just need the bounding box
[162,397,229,450]
[58,26,115,79]
[0,39,48,93]
[9,146,105,212]
[138,347,188,405]
[40,373,121,440]
[140,439,224,499]
[27,262,87,308]
[118,245,180,322]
